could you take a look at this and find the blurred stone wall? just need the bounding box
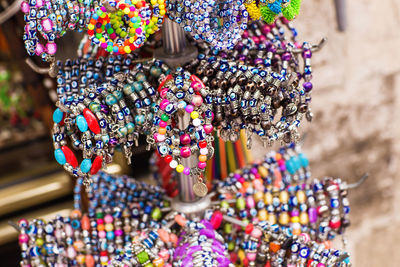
[252,0,400,266]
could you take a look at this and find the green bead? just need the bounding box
[144,264,153,267]
[120,31,127,38]
[96,212,104,218]
[106,46,112,52]
[107,28,114,34]
[220,200,229,209]
[161,114,169,122]
[136,251,149,264]
[241,218,249,229]
[224,223,232,234]
[89,102,101,113]
[151,207,162,220]
[236,198,246,210]
[96,33,102,39]
[36,238,44,246]
[228,241,235,251]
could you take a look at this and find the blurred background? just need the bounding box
[0,0,399,266]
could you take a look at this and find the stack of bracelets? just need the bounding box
[18,146,352,267]
[50,18,316,187]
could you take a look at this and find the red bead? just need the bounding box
[307,259,313,267]
[61,146,78,168]
[83,108,101,134]
[164,155,173,163]
[158,74,172,92]
[329,220,341,229]
[90,155,103,175]
[264,261,271,267]
[100,251,108,257]
[198,141,207,148]
[245,223,253,234]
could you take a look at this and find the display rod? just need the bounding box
[162,18,197,203]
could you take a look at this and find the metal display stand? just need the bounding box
[156,19,211,216]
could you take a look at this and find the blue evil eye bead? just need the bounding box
[80,158,92,173]
[76,115,88,132]
[157,143,168,156]
[299,247,310,258]
[54,149,66,165]
[113,90,123,100]
[53,108,64,123]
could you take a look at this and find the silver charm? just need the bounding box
[193,177,208,197]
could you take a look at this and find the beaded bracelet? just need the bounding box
[151,71,214,179]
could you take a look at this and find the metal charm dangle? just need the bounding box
[193,177,208,197]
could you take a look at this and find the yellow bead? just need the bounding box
[300,211,309,224]
[258,209,268,221]
[124,7,130,14]
[88,24,94,30]
[159,4,165,9]
[258,166,268,178]
[105,223,114,231]
[129,37,135,43]
[153,258,164,267]
[160,9,165,16]
[150,0,156,4]
[264,192,273,205]
[132,0,138,4]
[279,191,289,203]
[268,213,276,224]
[238,249,245,261]
[158,0,164,4]
[158,127,166,134]
[176,164,184,173]
[279,212,289,225]
[291,216,300,223]
[190,111,199,119]
[297,190,306,203]
[124,46,131,54]
[254,191,264,202]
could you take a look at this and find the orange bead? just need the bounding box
[73,240,84,251]
[157,229,170,243]
[275,153,282,161]
[170,233,178,246]
[324,241,332,249]
[174,214,187,226]
[269,242,281,253]
[158,127,166,135]
[292,228,301,236]
[76,254,85,264]
[153,257,164,267]
[90,19,96,24]
[118,46,125,54]
[97,224,105,231]
[198,155,207,162]
[71,209,82,218]
[86,255,95,267]
[81,215,90,231]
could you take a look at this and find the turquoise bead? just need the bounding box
[89,102,101,113]
[54,149,66,165]
[299,153,309,167]
[132,81,143,92]
[113,90,123,100]
[150,66,162,77]
[286,159,296,175]
[135,72,146,81]
[80,158,92,173]
[126,122,135,134]
[105,94,117,106]
[292,156,301,172]
[135,115,145,125]
[123,84,134,95]
[76,115,88,132]
[102,135,110,144]
[118,126,128,136]
[53,108,64,123]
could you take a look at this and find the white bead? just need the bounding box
[169,160,178,168]
[200,148,208,155]
[193,118,201,127]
